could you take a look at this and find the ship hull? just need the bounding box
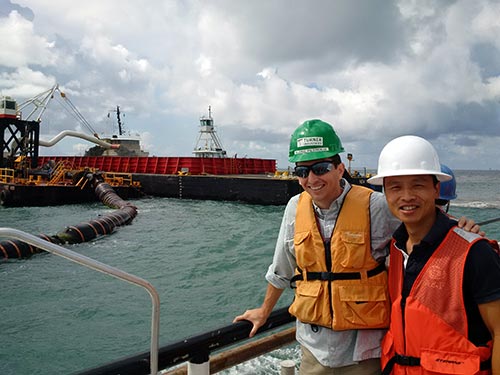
[0,183,142,207]
[133,173,302,205]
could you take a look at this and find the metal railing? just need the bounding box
[0,167,14,183]
[0,227,161,375]
[77,306,295,375]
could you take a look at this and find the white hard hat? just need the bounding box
[368,135,452,186]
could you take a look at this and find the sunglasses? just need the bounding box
[294,161,335,178]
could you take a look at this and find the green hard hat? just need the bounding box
[288,119,345,162]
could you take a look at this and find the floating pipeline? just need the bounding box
[0,173,138,260]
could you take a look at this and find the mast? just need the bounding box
[116,106,123,136]
[107,106,125,136]
[192,106,227,158]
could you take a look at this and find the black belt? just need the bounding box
[381,355,419,375]
[381,353,491,375]
[290,262,386,288]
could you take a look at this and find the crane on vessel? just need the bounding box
[16,84,99,138]
[0,84,117,169]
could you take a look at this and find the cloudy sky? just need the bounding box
[1,0,499,170]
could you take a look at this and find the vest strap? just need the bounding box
[381,353,491,374]
[290,262,386,288]
[381,354,419,375]
[480,358,492,371]
[394,354,421,366]
[381,355,396,375]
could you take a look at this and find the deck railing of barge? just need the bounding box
[77,307,296,375]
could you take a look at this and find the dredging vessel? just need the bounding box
[1,87,377,207]
[0,89,302,206]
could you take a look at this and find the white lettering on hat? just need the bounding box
[297,137,323,148]
[294,147,329,155]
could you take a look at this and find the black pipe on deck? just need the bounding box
[0,173,138,259]
[76,307,295,375]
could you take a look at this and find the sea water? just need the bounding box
[0,170,498,375]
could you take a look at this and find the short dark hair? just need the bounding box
[383,174,440,188]
[297,154,342,168]
[435,198,449,206]
[330,154,342,168]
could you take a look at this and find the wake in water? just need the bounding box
[453,201,500,209]
[220,345,301,375]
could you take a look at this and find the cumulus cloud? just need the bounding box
[0,0,499,169]
[0,10,57,67]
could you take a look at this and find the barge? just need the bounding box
[33,155,298,205]
[34,155,376,205]
[0,182,142,207]
[0,160,143,207]
[1,92,376,207]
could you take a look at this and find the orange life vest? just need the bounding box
[288,185,390,330]
[381,227,493,375]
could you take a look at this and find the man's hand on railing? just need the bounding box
[233,307,270,338]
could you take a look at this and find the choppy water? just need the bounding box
[0,170,498,374]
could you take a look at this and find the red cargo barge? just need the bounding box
[37,155,277,175]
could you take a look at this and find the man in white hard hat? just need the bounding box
[368,135,500,375]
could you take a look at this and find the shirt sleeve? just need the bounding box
[265,194,299,290]
[369,191,400,262]
[464,240,500,304]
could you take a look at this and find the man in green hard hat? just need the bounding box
[235,119,398,374]
[234,119,480,374]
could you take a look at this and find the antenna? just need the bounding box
[108,106,125,135]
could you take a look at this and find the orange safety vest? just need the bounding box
[381,227,493,375]
[289,185,390,330]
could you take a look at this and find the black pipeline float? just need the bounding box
[0,173,138,260]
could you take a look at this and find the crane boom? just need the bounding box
[16,83,98,136]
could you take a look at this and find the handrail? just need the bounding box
[164,326,297,375]
[0,168,14,183]
[0,227,160,375]
[47,161,67,185]
[77,306,295,374]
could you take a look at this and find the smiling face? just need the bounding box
[296,158,345,209]
[384,174,440,237]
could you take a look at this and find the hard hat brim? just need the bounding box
[367,170,452,186]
